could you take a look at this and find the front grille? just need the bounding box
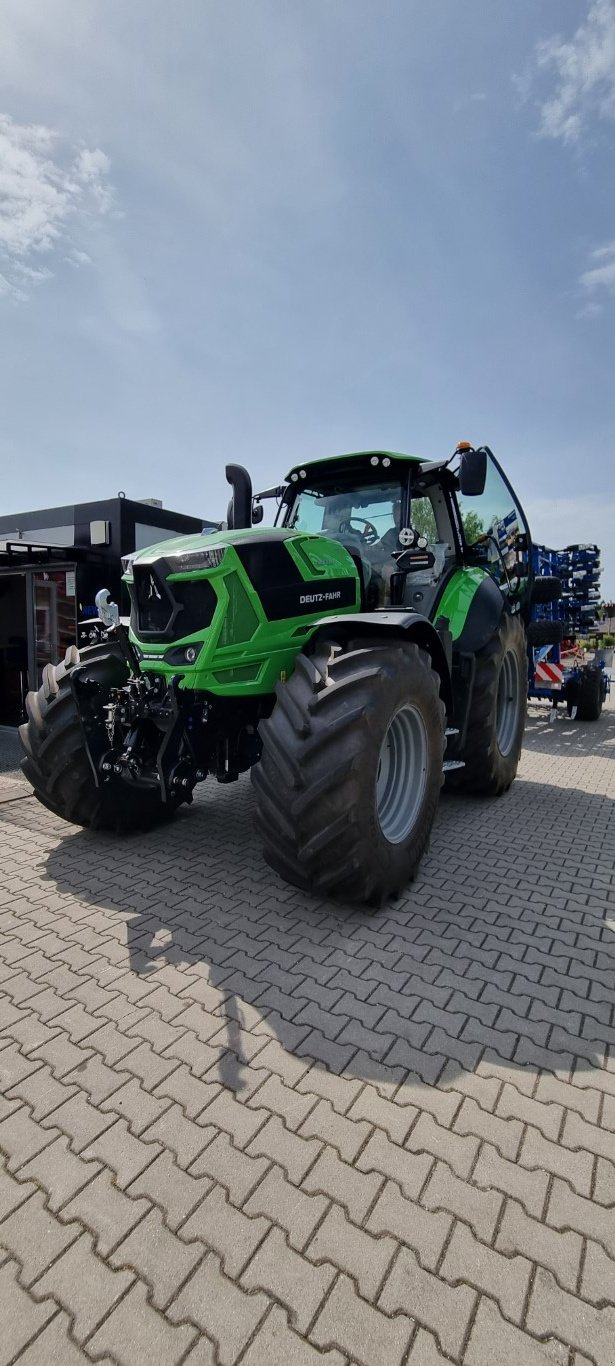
[131,563,217,642]
[133,566,174,636]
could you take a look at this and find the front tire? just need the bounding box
[447,612,527,795]
[19,641,179,831]
[252,640,446,906]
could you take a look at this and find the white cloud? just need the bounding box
[579,239,615,308]
[0,113,114,299]
[530,0,615,143]
[576,299,604,319]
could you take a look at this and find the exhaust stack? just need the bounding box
[225,464,253,530]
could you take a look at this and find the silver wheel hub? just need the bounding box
[376,704,428,844]
[496,649,520,757]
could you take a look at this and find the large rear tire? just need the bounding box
[447,612,527,795]
[252,640,446,906]
[19,641,179,831]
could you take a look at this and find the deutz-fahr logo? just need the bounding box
[299,589,342,605]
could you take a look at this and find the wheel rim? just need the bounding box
[376,704,428,844]
[496,649,521,756]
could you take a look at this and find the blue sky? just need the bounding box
[1,0,614,595]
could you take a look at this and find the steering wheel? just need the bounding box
[343,517,380,546]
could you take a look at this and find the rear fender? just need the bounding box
[308,611,453,716]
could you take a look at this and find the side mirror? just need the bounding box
[459,446,487,497]
[252,500,264,524]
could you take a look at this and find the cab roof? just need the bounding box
[285,450,423,483]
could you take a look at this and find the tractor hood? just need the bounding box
[122,526,361,668]
[123,525,291,573]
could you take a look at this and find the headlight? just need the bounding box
[170,547,226,571]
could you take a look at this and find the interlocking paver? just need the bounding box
[15,1309,99,1364]
[244,1164,328,1250]
[241,1305,346,1365]
[2,704,615,1365]
[241,1225,335,1333]
[356,1128,433,1200]
[311,1272,413,1366]
[127,1150,212,1230]
[190,1130,269,1203]
[167,1253,269,1365]
[61,1167,151,1255]
[0,1259,56,1362]
[422,1159,503,1241]
[379,1246,476,1358]
[465,1295,569,1365]
[496,1196,583,1292]
[82,1116,161,1188]
[472,1140,549,1217]
[0,1189,79,1284]
[440,1219,532,1322]
[0,1105,57,1171]
[33,1231,134,1342]
[303,1146,382,1223]
[527,1265,615,1364]
[87,1279,198,1364]
[181,1182,270,1276]
[366,1179,451,1269]
[110,1205,202,1308]
[307,1199,396,1298]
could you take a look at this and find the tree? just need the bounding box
[409,497,438,541]
[460,509,485,545]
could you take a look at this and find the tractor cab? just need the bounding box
[280,450,458,611]
[280,444,533,619]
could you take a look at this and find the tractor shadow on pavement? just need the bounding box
[42,704,615,1103]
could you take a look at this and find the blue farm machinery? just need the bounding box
[528,543,611,720]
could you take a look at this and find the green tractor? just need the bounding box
[19,442,551,906]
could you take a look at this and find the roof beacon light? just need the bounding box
[456,440,473,452]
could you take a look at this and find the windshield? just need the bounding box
[287,481,404,541]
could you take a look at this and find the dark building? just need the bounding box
[0,495,216,726]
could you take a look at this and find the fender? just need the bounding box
[453,575,505,654]
[308,610,453,716]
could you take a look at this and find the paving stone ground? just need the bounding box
[0,697,614,1365]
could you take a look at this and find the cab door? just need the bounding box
[454,448,532,615]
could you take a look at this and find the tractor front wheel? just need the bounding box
[19,641,180,831]
[252,640,445,906]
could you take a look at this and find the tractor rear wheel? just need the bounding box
[252,640,445,906]
[19,641,179,831]
[447,612,527,795]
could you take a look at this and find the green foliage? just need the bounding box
[460,509,485,545]
[409,497,438,541]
